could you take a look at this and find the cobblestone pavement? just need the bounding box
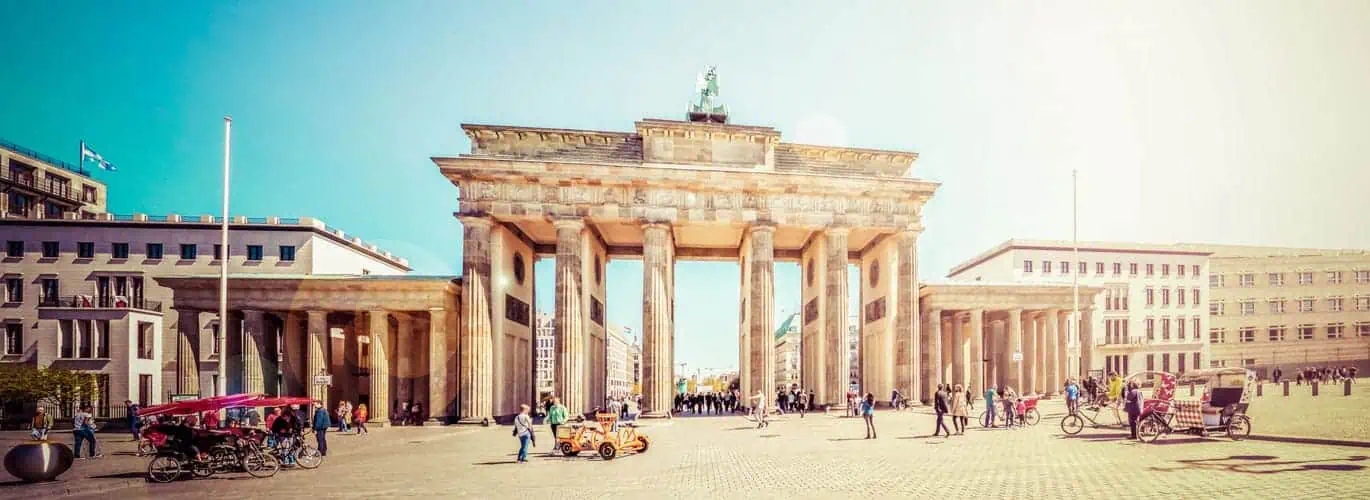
[31,401,1370,499]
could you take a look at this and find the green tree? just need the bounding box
[0,365,96,413]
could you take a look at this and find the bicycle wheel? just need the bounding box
[1138,416,1164,443]
[147,455,182,483]
[1024,408,1041,426]
[1226,415,1251,441]
[978,411,990,428]
[295,446,323,469]
[1060,415,1084,435]
[242,451,280,478]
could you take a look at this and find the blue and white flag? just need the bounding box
[80,141,117,171]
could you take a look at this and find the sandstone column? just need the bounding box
[395,313,413,407]
[281,312,303,397]
[968,309,984,395]
[1008,308,1023,392]
[175,308,201,396]
[1080,308,1095,378]
[749,224,777,399]
[306,310,328,404]
[367,310,390,423]
[824,227,849,406]
[427,308,448,424]
[458,216,494,424]
[951,313,965,387]
[1057,312,1069,385]
[642,222,674,417]
[1026,312,1041,394]
[924,308,942,402]
[241,309,266,395]
[554,219,587,414]
[1045,308,1060,395]
[894,229,920,403]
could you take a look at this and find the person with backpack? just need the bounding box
[72,405,101,459]
[1125,381,1145,440]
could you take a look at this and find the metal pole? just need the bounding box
[217,116,232,397]
[1072,169,1079,375]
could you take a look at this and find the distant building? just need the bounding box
[606,323,631,398]
[774,312,801,390]
[848,314,860,391]
[534,312,554,396]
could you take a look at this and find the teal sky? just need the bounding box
[4,2,1368,372]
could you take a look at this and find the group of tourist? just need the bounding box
[673,390,739,415]
[1280,365,1358,385]
[325,400,373,434]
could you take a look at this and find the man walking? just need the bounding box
[72,405,101,459]
[932,384,951,437]
[546,396,567,448]
[312,401,332,456]
[1124,382,1144,440]
[983,385,997,428]
[1065,378,1081,416]
[125,400,141,442]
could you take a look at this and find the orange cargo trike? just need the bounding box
[555,413,649,460]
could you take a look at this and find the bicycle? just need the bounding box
[1059,401,1125,435]
[269,430,323,469]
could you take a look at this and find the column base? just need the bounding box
[365,419,390,428]
[639,411,672,419]
[422,418,449,427]
[457,416,494,426]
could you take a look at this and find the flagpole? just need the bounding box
[1072,169,1079,377]
[217,116,232,397]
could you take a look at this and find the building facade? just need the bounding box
[774,312,801,390]
[1,139,109,220]
[533,312,555,396]
[605,322,631,399]
[948,240,1212,380]
[1180,244,1370,375]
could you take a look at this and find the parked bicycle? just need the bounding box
[1060,400,1125,435]
[269,430,323,469]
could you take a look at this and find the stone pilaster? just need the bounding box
[1025,312,1040,394]
[241,309,266,395]
[1045,308,1060,395]
[1057,312,1069,385]
[951,313,965,388]
[968,309,984,395]
[924,308,942,402]
[175,308,201,396]
[427,308,448,424]
[748,224,776,398]
[823,227,848,406]
[554,218,587,414]
[306,310,329,404]
[642,222,674,416]
[894,230,919,404]
[1008,308,1023,393]
[458,216,494,423]
[1080,308,1095,378]
[368,310,390,423]
[281,312,303,397]
[395,313,413,406]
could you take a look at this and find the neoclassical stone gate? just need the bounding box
[434,117,938,419]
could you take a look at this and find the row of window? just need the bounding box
[5,240,296,262]
[1024,261,1201,279]
[1214,270,1370,288]
[1142,287,1202,308]
[1211,323,1370,343]
[1103,352,1203,376]
[1212,296,1370,315]
[1102,317,1204,344]
[4,276,144,306]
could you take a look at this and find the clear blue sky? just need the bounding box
[4,1,1367,372]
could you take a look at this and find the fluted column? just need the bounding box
[951,313,966,387]
[241,309,266,395]
[1045,308,1060,395]
[1080,308,1095,378]
[458,216,494,423]
[306,310,328,404]
[1026,312,1041,394]
[554,219,587,414]
[1057,312,1069,386]
[749,224,776,398]
[368,310,390,423]
[968,309,984,395]
[175,308,201,396]
[924,308,942,402]
[395,313,413,407]
[1008,308,1023,392]
[427,308,448,424]
[894,229,920,403]
[824,227,849,406]
[642,222,674,417]
[281,313,303,397]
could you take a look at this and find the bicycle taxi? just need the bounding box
[137,394,318,482]
[555,412,649,460]
[1137,367,1255,443]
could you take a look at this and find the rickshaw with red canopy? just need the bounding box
[1136,367,1255,443]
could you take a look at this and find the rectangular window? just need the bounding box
[180,244,197,260]
[1329,297,1344,312]
[1194,352,1201,370]
[39,278,58,306]
[1327,271,1343,284]
[1239,327,1255,343]
[1356,322,1370,337]
[41,241,59,258]
[112,242,129,259]
[1298,325,1314,340]
[1162,318,1171,340]
[1210,274,1224,288]
[1146,264,1155,277]
[3,323,21,355]
[1128,263,1137,276]
[1043,261,1052,274]
[6,241,23,258]
[1060,261,1070,274]
[59,320,73,358]
[78,320,92,358]
[1269,299,1286,314]
[1298,298,1314,313]
[1146,318,1155,340]
[1357,270,1370,284]
[1210,328,1225,344]
[1327,323,1344,339]
[1162,353,1170,373]
[279,246,296,262]
[77,242,94,258]
[4,278,21,303]
[1298,271,1313,285]
[214,244,223,260]
[1147,354,1155,372]
[1113,263,1121,275]
[137,322,154,359]
[1178,264,1186,277]
[1239,273,1255,287]
[146,243,163,260]
[1145,288,1155,306]
[1161,288,1170,306]
[1210,301,1223,315]
[138,375,152,407]
[211,323,222,355]
[247,245,263,261]
[1240,301,1255,315]
[1358,296,1370,311]
[1268,326,1285,342]
[97,320,110,358]
[1191,265,1200,278]
[1192,317,1200,338]
[1192,288,1200,307]
[1023,260,1033,273]
[1177,288,1186,306]
[1162,264,1170,277]
[1269,273,1284,286]
[1177,317,1186,339]
[1178,353,1187,373]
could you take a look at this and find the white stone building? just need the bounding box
[774,312,801,390]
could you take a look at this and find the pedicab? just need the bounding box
[139,394,317,482]
[1136,367,1255,443]
[555,413,649,460]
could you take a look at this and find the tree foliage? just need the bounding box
[0,365,96,410]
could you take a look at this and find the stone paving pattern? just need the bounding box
[4,399,1360,499]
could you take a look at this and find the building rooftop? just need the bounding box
[1175,243,1370,258]
[1,137,95,178]
[947,238,1213,278]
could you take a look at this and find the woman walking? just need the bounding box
[546,396,568,448]
[353,403,369,435]
[514,404,534,463]
[950,384,969,435]
[862,393,877,439]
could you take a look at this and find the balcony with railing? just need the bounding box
[38,295,163,313]
[0,165,83,204]
[0,137,91,176]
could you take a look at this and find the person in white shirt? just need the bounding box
[750,391,769,429]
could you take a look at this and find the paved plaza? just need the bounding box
[4,399,1365,499]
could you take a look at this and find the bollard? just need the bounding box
[1347,380,1353,396]
[1189,383,1195,396]
[1257,383,1263,397]
[1283,380,1290,396]
[1312,382,1319,396]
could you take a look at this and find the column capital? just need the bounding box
[456,214,495,228]
[306,310,328,320]
[241,309,264,319]
[748,222,777,234]
[824,225,850,236]
[641,221,671,232]
[552,217,586,231]
[897,225,924,239]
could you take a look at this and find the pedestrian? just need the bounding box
[1065,378,1080,416]
[1272,367,1282,384]
[514,404,534,463]
[547,396,567,448]
[30,407,53,440]
[1001,387,1017,428]
[312,401,331,456]
[72,405,101,459]
[270,406,300,466]
[751,390,769,429]
[202,409,220,429]
[797,390,807,418]
[950,384,969,435]
[266,407,281,431]
[125,400,141,441]
[862,393,877,439]
[983,385,997,428]
[410,402,424,425]
[1124,381,1144,440]
[933,384,951,437]
[337,401,351,432]
[353,403,369,435]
